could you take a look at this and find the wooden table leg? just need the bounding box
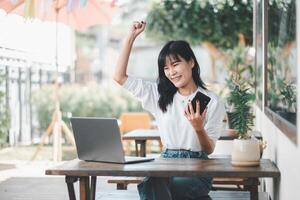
[140,140,146,157]
[66,176,78,200]
[90,176,97,200]
[136,140,146,157]
[248,185,258,200]
[244,178,259,200]
[80,176,90,200]
[135,141,139,157]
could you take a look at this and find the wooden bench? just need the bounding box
[107,177,143,190]
[98,190,269,200]
[108,177,259,191]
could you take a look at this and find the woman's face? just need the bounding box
[163,55,194,88]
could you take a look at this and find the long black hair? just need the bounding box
[157,40,206,112]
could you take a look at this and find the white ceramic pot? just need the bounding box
[231,138,261,167]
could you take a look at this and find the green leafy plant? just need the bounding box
[146,0,294,48]
[268,0,296,46]
[267,42,296,113]
[267,0,296,112]
[267,44,281,110]
[278,80,296,112]
[224,46,255,111]
[226,47,255,83]
[227,77,254,139]
[146,0,253,48]
[31,84,144,134]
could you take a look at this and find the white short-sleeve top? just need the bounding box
[123,76,226,152]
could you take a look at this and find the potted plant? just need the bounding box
[277,80,297,125]
[224,46,255,132]
[227,77,264,166]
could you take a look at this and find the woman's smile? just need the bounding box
[170,75,182,82]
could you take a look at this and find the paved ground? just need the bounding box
[0,160,139,200]
[0,145,162,200]
[0,141,233,199]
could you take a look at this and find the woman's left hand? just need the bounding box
[184,100,207,132]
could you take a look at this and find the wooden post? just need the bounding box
[80,177,90,200]
[244,178,259,200]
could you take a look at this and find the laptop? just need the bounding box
[70,117,155,164]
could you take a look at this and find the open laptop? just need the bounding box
[70,117,155,164]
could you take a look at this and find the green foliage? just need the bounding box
[146,0,253,48]
[227,78,254,139]
[267,1,296,113]
[0,73,9,147]
[225,46,255,88]
[224,46,255,111]
[267,43,296,112]
[267,44,281,109]
[278,80,296,112]
[268,0,296,46]
[31,84,143,132]
[224,46,255,138]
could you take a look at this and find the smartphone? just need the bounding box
[190,91,211,114]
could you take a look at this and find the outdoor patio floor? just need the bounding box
[0,160,263,200]
[0,161,139,200]
[0,177,140,200]
[0,141,233,199]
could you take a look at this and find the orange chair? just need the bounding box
[119,112,151,155]
[119,112,151,134]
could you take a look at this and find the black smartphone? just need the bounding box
[190,91,211,114]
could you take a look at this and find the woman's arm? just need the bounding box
[195,128,215,154]
[113,21,146,85]
[184,101,215,154]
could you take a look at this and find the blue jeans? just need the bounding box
[137,149,212,200]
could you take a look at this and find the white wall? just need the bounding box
[253,2,300,200]
[255,107,300,200]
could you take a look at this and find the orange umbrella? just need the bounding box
[0,0,117,30]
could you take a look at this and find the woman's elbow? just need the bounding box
[113,74,127,85]
[113,75,121,84]
[206,142,215,155]
[206,148,214,155]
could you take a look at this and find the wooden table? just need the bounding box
[45,158,280,200]
[122,129,160,157]
[122,129,262,157]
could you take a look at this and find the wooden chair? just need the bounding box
[119,112,151,155]
[119,112,151,133]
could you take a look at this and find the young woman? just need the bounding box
[114,21,226,200]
